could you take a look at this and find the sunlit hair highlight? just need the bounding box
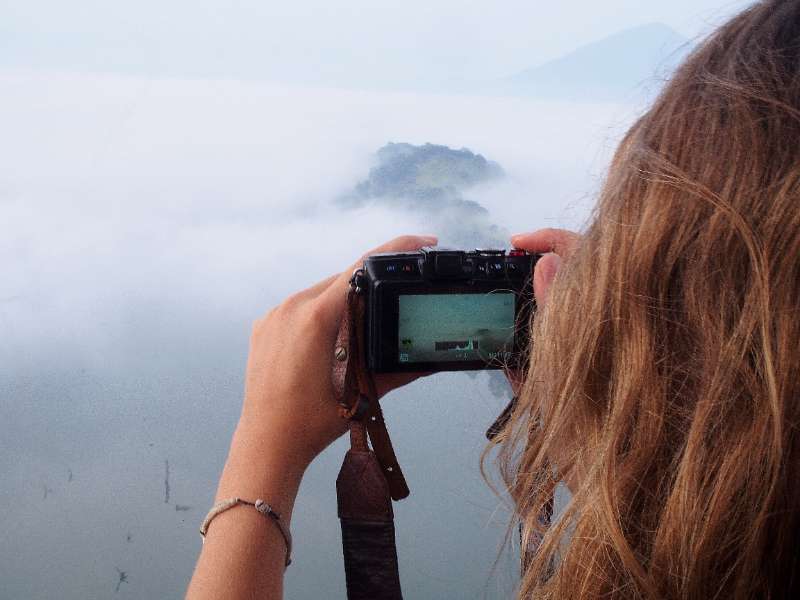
[492,2,800,597]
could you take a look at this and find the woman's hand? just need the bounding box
[238,234,438,474]
[505,228,580,394]
[515,228,580,305]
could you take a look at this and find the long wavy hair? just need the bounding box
[495,2,800,597]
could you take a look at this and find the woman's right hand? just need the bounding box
[505,228,581,395]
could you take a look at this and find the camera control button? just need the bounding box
[384,261,418,277]
[488,261,505,277]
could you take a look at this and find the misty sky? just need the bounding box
[1,1,759,599]
[2,0,752,88]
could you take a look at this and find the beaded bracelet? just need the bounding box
[200,497,292,568]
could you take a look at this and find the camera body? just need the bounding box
[360,247,539,373]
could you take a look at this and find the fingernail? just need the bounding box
[421,235,438,243]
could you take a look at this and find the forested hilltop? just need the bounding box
[340,142,507,247]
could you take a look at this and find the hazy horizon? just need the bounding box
[2,1,751,90]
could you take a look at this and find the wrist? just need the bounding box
[216,421,308,522]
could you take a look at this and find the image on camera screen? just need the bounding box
[397,292,516,364]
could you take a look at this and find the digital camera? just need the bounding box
[360,247,539,373]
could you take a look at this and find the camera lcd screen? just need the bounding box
[397,292,516,364]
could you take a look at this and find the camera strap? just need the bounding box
[332,269,407,600]
[333,270,409,499]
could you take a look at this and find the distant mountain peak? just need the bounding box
[502,22,692,101]
[338,142,507,247]
[350,142,504,204]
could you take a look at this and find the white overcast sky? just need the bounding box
[1,0,755,87]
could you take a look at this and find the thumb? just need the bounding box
[533,253,562,307]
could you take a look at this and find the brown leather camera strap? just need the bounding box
[333,273,409,500]
[332,270,406,599]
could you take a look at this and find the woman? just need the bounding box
[187,1,800,597]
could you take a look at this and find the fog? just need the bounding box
[1,69,638,598]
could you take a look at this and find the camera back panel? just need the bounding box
[363,248,539,373]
